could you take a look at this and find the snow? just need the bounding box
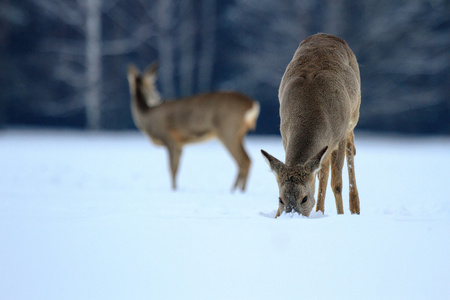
[1,130,449,300]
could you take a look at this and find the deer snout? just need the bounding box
[284,204,294,214]
[286,195,313,217]
[284,194,300,214]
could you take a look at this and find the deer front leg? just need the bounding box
[316,156,330,213]
[165,141,183,190]
[331,141,346,214]
[346,131,360,214]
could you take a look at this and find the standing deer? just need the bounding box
[127,62,260,191]
[261,33,361,217]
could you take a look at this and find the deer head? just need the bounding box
[127,62,161,107]
[261,147,327,217]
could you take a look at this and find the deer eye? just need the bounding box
[301,196,308,204]
[279,197,284,205]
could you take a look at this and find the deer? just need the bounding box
[261,33,361,218]
[127,62,260,192]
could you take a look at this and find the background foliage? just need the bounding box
[1,0,449,134]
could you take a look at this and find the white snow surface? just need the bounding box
[1,130,449,300]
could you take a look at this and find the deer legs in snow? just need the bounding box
[164,133,251,192]
[346,131,360,214]
[315,132,360,214]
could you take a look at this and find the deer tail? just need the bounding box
[244,101,260,131]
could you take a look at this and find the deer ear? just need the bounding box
[305,146,328,174]
[127,64,140,83]
[261,149,285,175]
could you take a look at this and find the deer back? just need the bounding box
[278,33,361,166]
[143,92,255,144]
[127,64,256,145]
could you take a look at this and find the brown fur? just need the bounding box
[127,63,260,191]
[261,33,361,217]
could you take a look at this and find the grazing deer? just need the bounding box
[261,33,361,217]
[127,62,260,191]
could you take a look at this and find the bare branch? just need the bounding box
[101,38,142,56]
[32,0,84,27]
[39,39,86,56]
[53,63,86,88]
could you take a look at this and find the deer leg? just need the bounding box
[331,141,346,214]
[316,157,330,213]
[219,135,251,192]
[346,131,360,214]
[232,143,251,192]
[165,141,182,190]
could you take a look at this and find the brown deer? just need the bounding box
[261,33,361,217]
[127,62,260,191]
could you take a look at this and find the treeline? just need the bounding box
[1,0,449,134]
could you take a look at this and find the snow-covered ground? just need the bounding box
[1,130,449,300]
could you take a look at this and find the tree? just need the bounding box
[4,0,449,133]
[221,0,450,133]
[32,0,153,129]
[155,0,177,99]
[198,0,217,93]
[0,1,30,127]
[179,0,196,97]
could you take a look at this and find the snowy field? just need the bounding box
[1,129,449,300]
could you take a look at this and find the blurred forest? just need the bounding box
[1,0,449,134]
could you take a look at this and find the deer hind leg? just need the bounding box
[346,131,360,214]
[218,134,251,192]
[331,141,346,214]
[316,156,330,213]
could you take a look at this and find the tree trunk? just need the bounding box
[156,0,176,99]
[198,0,216,92]
[85,0,102,130]
[324,0,346,36]
[179,0,196,97]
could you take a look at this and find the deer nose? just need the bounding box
[285,194,298,206]
[284,204,292,213]
[286,194,293,203]
[284,198,295,213]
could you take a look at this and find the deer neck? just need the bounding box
[146,89,162,107]
[134,86,150,113]
[283,127,327,167]
[131,87,161,133]
[134,86,161,111]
